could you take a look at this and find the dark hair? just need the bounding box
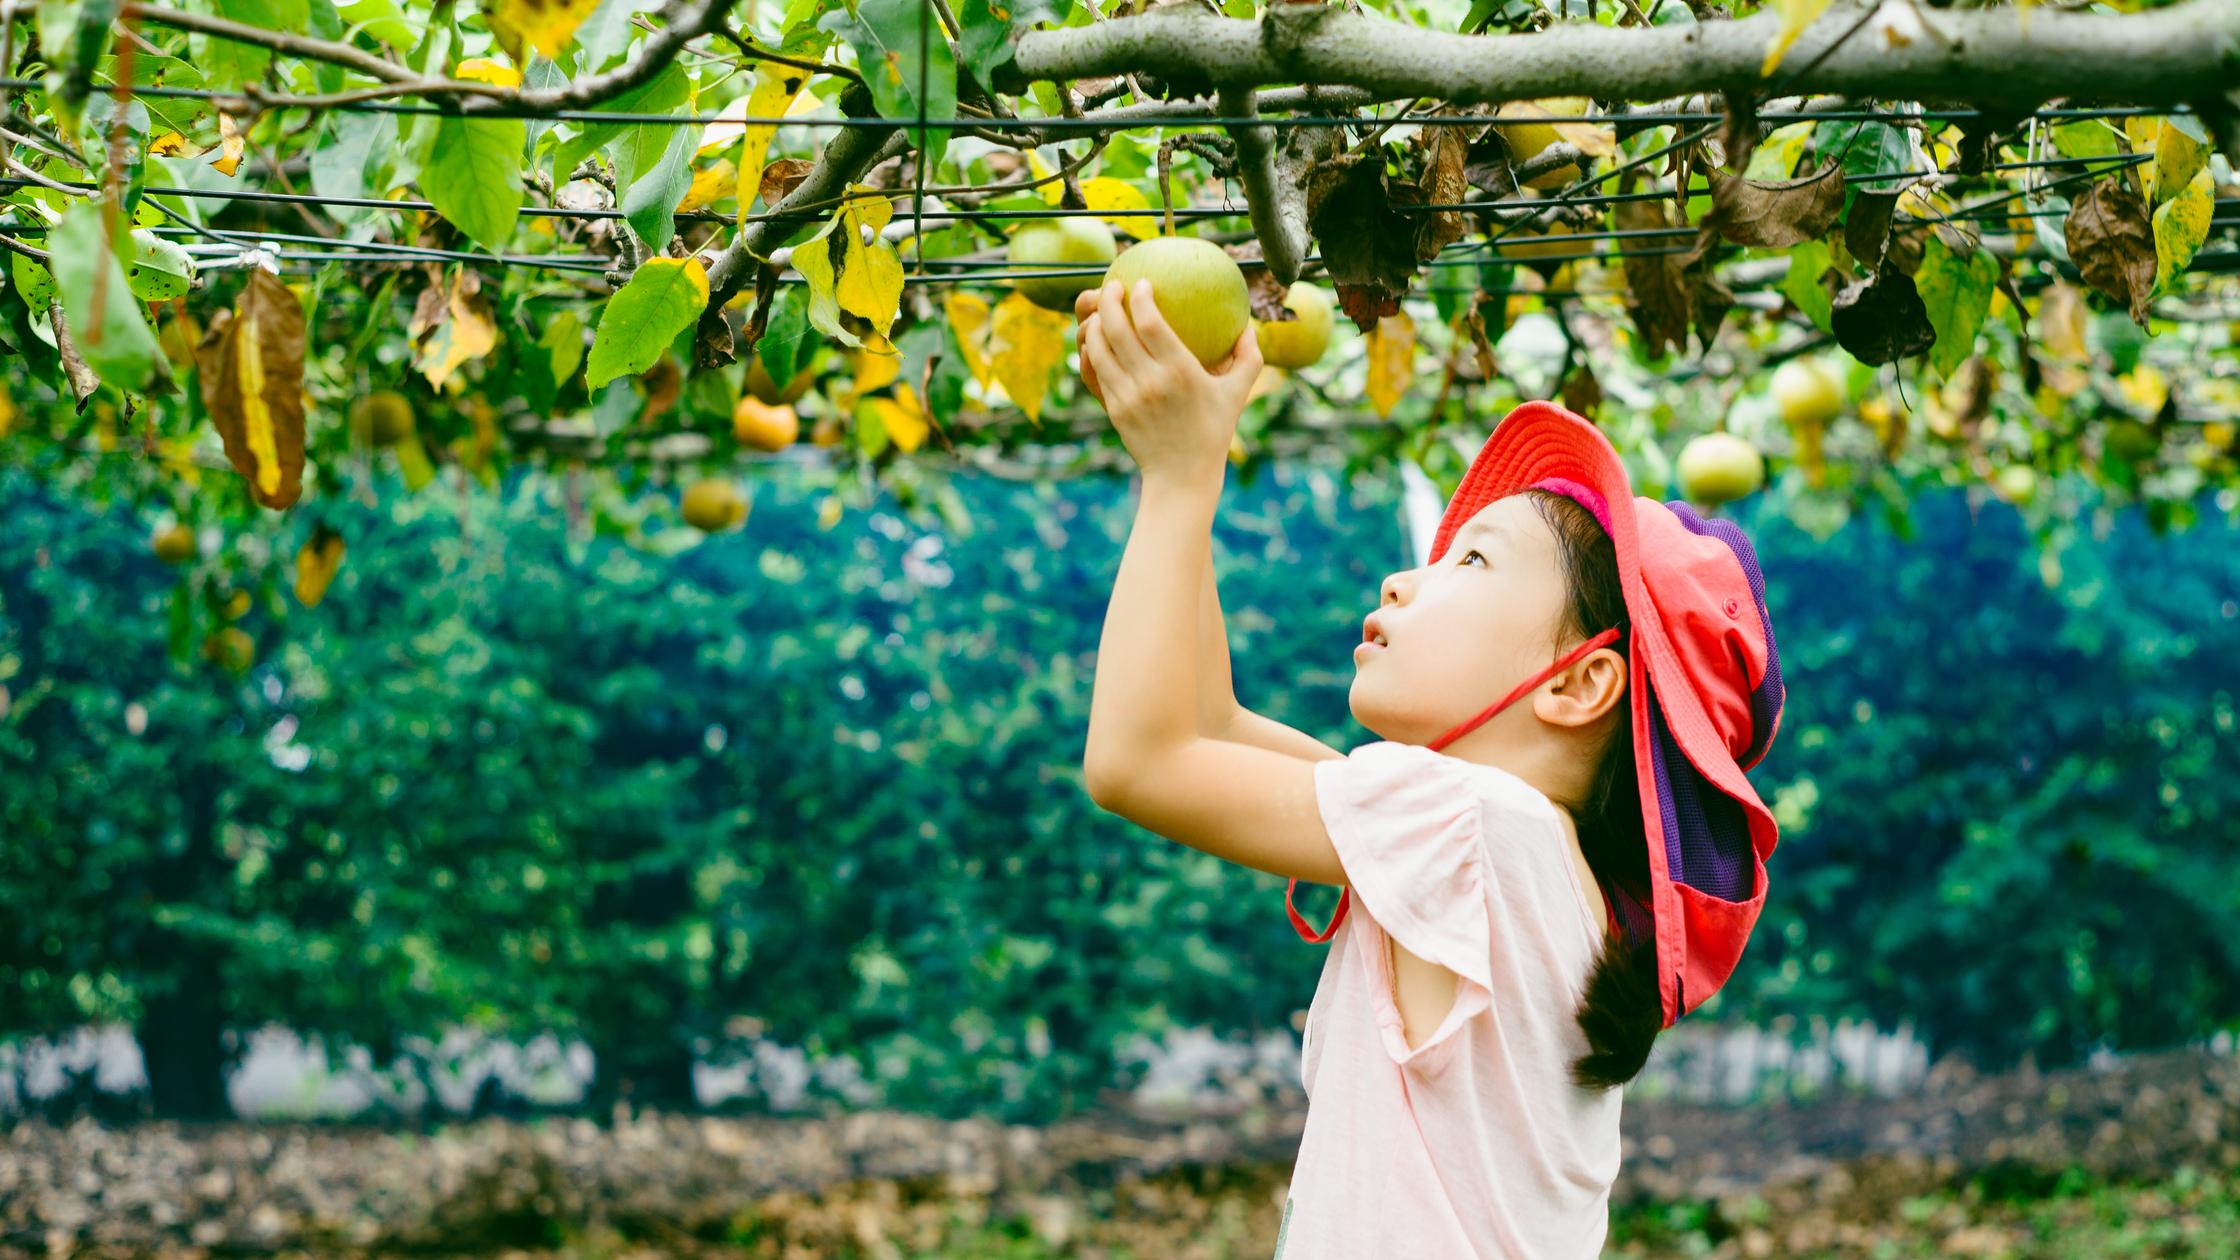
[1520,489,1661,1092]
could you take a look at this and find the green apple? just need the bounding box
[1676,432,1766,506]
[1100,235,1250,368]
[1772,356,1846,432]
[1254,283,1335,370]
[1008,217,1118,312]
[1993,464,2039,506]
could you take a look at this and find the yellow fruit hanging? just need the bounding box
[681,478,748,533]
[1253,283,1335,371]
[351,390,416,447]
[1675,432,1766,506]
[732,397,801,452]
[152,523,197,565]
[200,626,255,674]
[1494,98,1592,191]
[745,359,813,406]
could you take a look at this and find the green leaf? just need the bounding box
[586,257,710,391]
[1782,238,1835,333]
[50,201,167,393]
[337,0,417,48]
[1914,233,1998,379]
[309,112,392,225]
[552,65,689,179]
[620,124,698,249]
[419,115,526,251]
[956,0,1065,94]
[757,284,810,388]
[125,229,197,300]
[204,0,311,88]
[821,0,957,171]
[2049,119,2121,161]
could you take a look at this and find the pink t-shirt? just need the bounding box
[1275,740,1624,1260]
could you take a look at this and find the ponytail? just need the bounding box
[1520,490,1662,1091]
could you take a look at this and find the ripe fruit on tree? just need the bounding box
[350,390,415,447]
[1993,465,2039,507]
[1099,235,1250,369]
[1772,357,1847,432]
[152,523,197,565]
[1253,283,1335,370]
[1008,216,1118,312]
[733,397,800,452]
[1676,432,1766,506]
[1494,98,1592,190]
[200,626,254,674]
[745,358,813,405]
[681,478,748,533]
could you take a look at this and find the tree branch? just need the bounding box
[466,0,739,114]
[122,2,414,83]
[1217,88,1307,286]
[704,120,907,306]
[1007,0,2240,110]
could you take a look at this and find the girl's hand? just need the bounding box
[1077,278,1261,483]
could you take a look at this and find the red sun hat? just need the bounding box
[1290,400,1786,1030]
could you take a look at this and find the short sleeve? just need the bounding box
[1314,741,1496,1072]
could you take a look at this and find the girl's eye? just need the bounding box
[1462,549,1487,567]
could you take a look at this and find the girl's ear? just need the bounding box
[1533,648,1627,729]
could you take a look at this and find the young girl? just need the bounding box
[1076,277,1786,1259]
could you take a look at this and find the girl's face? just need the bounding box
[1349,494,1574,747]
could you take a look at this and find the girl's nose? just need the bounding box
[1380,569,1413,607]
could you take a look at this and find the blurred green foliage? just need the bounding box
[1,464,2234,1121]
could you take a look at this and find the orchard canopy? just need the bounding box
[3,0,2239,605]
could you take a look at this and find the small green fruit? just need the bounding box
[1008,217,1118,312]
[1676,432,1766,506]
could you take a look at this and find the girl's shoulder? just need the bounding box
[1343,740,1567,833]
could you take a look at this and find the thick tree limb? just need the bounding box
[1008,0,2240,110]
[1218,88,1307,286]
[704,121,907,305]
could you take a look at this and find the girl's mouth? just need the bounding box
[1353,640,1387,661]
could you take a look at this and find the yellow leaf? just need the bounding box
[148,130,191,157]
[2037,281,2090,362]
[677,158,737,213]
[793,187,903,350]
[1760,0,1834,77]
[866,384,930,454]
[1040,175,1155,238]
[293,525,346,608]
[210,111,246,177]
[1365,311,1415,419]
[2116,363,2167,415]
[2151,167,2214,296]
[988,291,1069,424]
[409,269,500,390]
[488,0,603,61]
[720,64,815,226]
[2147,118,2210,209]
[853,345,902,399]
[944,291,993,387]
[0,380,14,436]
[456,56,523,87]
[193,268,307,510]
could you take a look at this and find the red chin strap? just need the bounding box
[1285,626,1625,944]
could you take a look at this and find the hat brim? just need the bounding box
[1429,401,1778,1029]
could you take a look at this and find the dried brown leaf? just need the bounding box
[1616,199,1690,359]
[1702,160,1845,248]
[2064,176,2156,326]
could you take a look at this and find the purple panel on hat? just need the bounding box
[1646,673,1754,903]
[1663,501,1785,767]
